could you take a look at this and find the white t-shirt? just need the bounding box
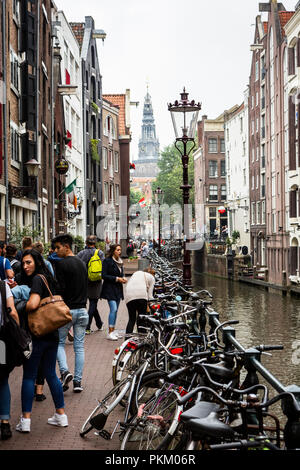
[124,271,155,304]
[0,283,13,326]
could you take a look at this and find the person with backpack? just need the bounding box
[5,244,21,277]
[126,240,134,258]
[77,236,104,335]
[0,242,14,282]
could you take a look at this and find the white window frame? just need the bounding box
[104,182,109,204]
[103,147,108,169]
[10,49,20,93]
[208,138,218,153]
[114,151,119,173]
[10,122,20,162]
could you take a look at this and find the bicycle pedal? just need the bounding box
[97,429,111,440]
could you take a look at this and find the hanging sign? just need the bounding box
[55,158,69,175]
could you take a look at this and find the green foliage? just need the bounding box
[74,235,85,253]
[8,224,44,249]
[91,102,99,113]
[152,141,196,209]
[130,188,144,205]
[90,139,100,162]
[231,230,240,243]
[226,236,232,246]
[96,241,106,252]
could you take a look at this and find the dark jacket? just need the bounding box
[77,247,104,299]
[100,257,124,301]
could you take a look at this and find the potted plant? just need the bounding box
[91,101,99,114]
[90,139,100,162]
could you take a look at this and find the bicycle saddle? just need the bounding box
[201,362,235,381]
[180,401,220,424]
[186,412,235,438]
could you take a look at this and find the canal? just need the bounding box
[193,273,300,410]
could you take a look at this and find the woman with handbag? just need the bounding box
[0,282,20,440]
[124,267,155,335]
[100,244,127,341]
[16,249,68,433]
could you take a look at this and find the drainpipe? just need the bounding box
[2,0,9,240]
[50,26,56,238]
[35,0,40,232]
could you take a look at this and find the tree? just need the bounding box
[130,188,144,205]
[152,141,196,210]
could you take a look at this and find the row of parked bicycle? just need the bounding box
[79,250,300,450]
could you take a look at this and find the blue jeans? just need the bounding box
[108,299,121,328]
[22,337,64,413]
[57,308,89,383]
[0,376,10,420]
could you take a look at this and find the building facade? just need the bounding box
[101,97,121,242]
[224,91,251,252]
[55,10,85,238]
[70,17,105,237]
[194,112,233,238]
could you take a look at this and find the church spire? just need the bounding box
[137,87,160,162]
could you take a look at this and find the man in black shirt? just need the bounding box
[53,234,89,393]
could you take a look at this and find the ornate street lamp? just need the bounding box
[154,187,164,256]
[168,88,201,285]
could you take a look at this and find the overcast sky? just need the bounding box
[57,0,298,159]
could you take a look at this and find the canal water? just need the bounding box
[193,273,300,404]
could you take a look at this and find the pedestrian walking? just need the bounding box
[15,236,33,262]
[15,249,68,433]
[101,244,127,341]
[141,241,149,258]
[0,281,20,440]
[124,268,155,334]
[77,235,105,334]
[53,234,89,393]
[126,239,134,258]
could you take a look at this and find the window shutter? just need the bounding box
[289,95,296,170]
[288,47,295,76]
[290,190,297,218]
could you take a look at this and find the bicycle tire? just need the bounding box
[80,378,129,437]
[120,386,182,450]
[132,370,169,416]
[113,341,153,385]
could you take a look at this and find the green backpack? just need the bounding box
[87,249,102,281]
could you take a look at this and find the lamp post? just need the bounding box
[154,187,164,256]
[168,88,201,285]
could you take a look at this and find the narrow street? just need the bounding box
[1,300,126,451]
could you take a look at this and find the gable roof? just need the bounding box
[103,94,126,135]
[278,11,294,35]
[69,22,85,50]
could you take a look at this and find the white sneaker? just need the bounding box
[106,332,118,341]
[47,413,68,427]
[16,416,31,433]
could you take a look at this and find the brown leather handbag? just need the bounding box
[28,274,72,337]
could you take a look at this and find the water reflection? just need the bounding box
[193,273,300,391]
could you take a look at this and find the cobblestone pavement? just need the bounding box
[1,300,128,451]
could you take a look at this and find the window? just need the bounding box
[221,160,226,177]
[208,138,218,153]
[104,183,108,204]
[103,147,108,169]
[12,0,20,23]
[10,50,19,91]
[240,117,243,132]
[209,160,218,177]
[255,60,259,81]
[221,185,226,201]
[243,169,246,186]
[10,125,20,162]
[220,138,225,153]
[256,202,261,226]
[209,185,218,201]
[252,174,254,190]
[243,141,246,156]
[114,152,119,172]
[251,202,256,225]
[262,200,266,224]
[209,207,216,217]
[115,184,120,205]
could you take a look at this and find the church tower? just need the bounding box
[132,88,160,179]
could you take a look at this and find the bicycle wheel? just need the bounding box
[113,340,152,385]
[121,386,182,450]
[132,370,168,416]
[80,379,128,437]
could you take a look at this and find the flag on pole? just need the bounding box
[64,178,77,209]
[139,197,146,208]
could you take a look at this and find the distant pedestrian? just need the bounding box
[15,236,33,262]
[15,249,68,433]
[0,242,14,282]
[32,241,55,277]
[53,234,89,394]
[124,268,155,334]
[5,243,21,277]
[126,239,134,258]
[77,235,105,334]
[101,244,127,341]
[141,241,149,258]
